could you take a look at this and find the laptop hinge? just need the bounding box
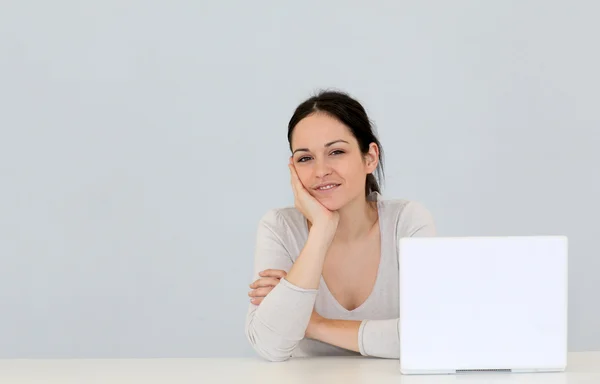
[455,368,512,374]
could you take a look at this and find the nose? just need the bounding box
[313,157,332,179]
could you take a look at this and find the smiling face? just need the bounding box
[290,112,379,211]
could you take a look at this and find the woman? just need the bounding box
[244,90,436,362]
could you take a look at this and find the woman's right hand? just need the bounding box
[289,158,340,228]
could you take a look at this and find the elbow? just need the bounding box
[245,331,294,362]
[257,350,292,363]
[245,317,296,362]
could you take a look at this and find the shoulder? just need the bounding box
[256,206,307,241]
[378,197,436,237]
[258,206,305,229]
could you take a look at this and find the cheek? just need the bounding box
[296,168,312,188]
[337,159,364,184]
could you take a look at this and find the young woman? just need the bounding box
[244,90,436,362]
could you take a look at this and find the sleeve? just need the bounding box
[244,209,318,362]
[399,200,437,238]
[358,200,437,358]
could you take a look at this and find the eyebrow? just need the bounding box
[292,140,349,155]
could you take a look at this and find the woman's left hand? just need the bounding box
[248,269,287,305]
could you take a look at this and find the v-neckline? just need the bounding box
[302,196,385,313]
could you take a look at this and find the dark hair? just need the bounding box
[287,90,385,197]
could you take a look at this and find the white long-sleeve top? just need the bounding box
[245,192,436,361]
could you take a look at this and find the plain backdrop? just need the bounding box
[0,1,598,358]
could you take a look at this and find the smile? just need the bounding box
[315,184,340,191]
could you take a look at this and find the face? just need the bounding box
[290,112,379,211]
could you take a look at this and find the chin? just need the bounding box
[318,188,366,211]
[317,196,346,211]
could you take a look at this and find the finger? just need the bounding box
[248,287,274,297]
[259,269,287,278]
[249,277,280,289]
[289,165,308,194]
[259,269,287,279]
[289,163,299,191]
[250,297,264,305]
[288,160,301,184]
[289,164,301,184]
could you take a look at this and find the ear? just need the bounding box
[363,142,379,174]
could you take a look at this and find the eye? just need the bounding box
[297,156,312,163]
[330,150,345,156]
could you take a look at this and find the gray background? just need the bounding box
[0,1,598,358]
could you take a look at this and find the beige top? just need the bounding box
[244,192,436,361]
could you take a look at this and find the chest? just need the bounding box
[321,233,381,312]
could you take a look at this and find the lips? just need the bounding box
[313,183,341,191]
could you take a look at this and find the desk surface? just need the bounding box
[1,352,599,384]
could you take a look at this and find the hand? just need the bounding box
[305,309,326,339]
[248,269,287,305]
[288,158,339,227]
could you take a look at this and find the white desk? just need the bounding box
[1,352,598,384]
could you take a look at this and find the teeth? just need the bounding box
[318,184,338,190]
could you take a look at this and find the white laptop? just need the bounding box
[398,236,568,375]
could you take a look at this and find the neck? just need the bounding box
[333,194,379,242]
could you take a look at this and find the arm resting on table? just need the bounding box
[309,317,399,358]
[245,210,336,362]
[245,278,317,362]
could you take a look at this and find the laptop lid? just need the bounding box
[398,236,568,374]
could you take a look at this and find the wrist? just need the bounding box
[307,223,337,253]
[311,217,338,235]
[306,315,327,339]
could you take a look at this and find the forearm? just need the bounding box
[309,317,361,352]
[246,279,318,362]
[309,317,400,358]
[285,220,337,289]
[245,219,336,362]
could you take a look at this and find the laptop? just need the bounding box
[398,236,568,375]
